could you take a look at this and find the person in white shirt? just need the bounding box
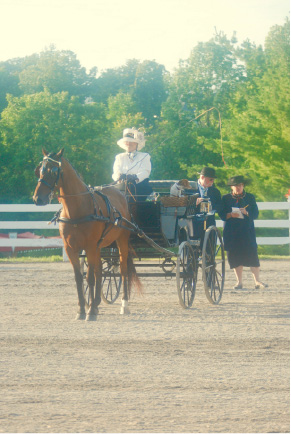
[112,128,153,200]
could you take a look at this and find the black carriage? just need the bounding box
[80,180,225,309]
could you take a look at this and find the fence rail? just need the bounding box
[0,202,289,250]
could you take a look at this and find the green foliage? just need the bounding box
[257,245,290,257]
[150,33,247,183]
[0,21,289,204]
[222,19,290,200]
[132,60,168,124]
[0,91,112,202]
[92,59,140,103]
[18,46,96,101]
[107,92,145,155]
[0,253,63,261]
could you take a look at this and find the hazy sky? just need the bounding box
[0,0,289,73]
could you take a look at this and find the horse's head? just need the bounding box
[33,148,64,205]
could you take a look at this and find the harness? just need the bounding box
[39,153,149,249]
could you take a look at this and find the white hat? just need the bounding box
[117,127,145,151]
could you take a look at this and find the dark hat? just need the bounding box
[198,167,217,178]
[227,175,251,186]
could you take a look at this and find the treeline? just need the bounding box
[0,19,289,203]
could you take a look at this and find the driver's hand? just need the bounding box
[126,174,138,182]
[118,174,126,181]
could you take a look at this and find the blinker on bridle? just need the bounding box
[37,156,62,192]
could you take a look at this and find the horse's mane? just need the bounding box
[63,157,85,182]
[49,152,85,183]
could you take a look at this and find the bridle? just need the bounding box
[36,154,96,206]
[36,155,63,202]
[38,156,62,189]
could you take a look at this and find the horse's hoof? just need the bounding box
[75,312,86,320]
[86,314,98,321]
[120,300,130,315]
[120,307,130,315]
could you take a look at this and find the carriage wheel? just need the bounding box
[176,241,198,309]
[101,259,122,304]
[80,253,90,309]
[202,226,225,305]
[80,252,122,306]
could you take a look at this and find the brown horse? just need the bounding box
[33,148,141,321]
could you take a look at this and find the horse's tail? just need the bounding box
[127,249,143,298]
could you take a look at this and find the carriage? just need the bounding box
[33,150,225,320]
[80,180,225,309]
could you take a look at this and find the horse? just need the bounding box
[33,148,141,321]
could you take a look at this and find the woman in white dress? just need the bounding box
[112,128,153,201]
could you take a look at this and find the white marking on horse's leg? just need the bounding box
[120,299,130,315]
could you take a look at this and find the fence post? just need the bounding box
[9,232,17,253]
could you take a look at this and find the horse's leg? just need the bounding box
[117,235,130,315]
[65,245,86,320]
[85,250,100,321]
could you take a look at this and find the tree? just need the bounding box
[107,92,145,151]
[0,58,29,112]
[18,47,97,102]
[223,19,290,200]
[0,91,112,201]
[132,60,167,125]
[151,33,245,182]
[92,59,140,104]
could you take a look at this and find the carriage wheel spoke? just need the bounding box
[100,259,122,304]
[215,272,222,294]
[176,242,197,309]
[202,227,225,305]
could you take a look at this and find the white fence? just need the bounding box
[0,203,289,255]
[216,202,290,245]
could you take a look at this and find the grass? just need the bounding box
[0,242,289,263]
[0,254,289,263]
[0,255,63,263]
[258,255,289,260]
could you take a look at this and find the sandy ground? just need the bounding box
[0,259,289,433]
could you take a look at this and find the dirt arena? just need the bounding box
[0,259,289,433]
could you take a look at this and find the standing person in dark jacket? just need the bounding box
[220,175,267,290]
[191,167,222,243]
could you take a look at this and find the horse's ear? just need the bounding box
[57,148,64,159]
[42,148,48,156]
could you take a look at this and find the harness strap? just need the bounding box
[57,214,110,225]
[51,186,132,249]
[93,189,111,216]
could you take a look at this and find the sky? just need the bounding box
[0,0,289,74]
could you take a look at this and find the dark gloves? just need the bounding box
[118,174,127,181]
[118,174,138,183]
[126,174,138,183]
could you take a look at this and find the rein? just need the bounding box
[56,189,112,223]
[58,191,91,198]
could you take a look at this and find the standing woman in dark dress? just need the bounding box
[220,175,267,290]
